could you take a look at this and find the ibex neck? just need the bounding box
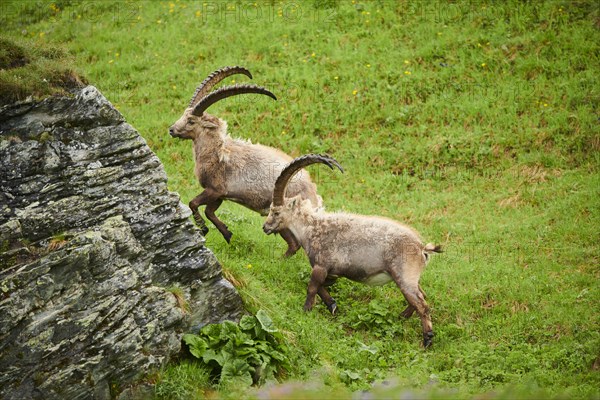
[193,135,224,159]
[192,136,225,186]
[288,211,317,250]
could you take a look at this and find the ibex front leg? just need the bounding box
[189,191,211,236]
[189,189,232,242]
[279,228,301,257]
[318,286,337,315]
[204,198,233,243]
[304,265,328,312]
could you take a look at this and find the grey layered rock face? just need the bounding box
[0,86,244,399]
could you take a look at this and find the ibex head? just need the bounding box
[263,154,343,234]
[169,66,276,140]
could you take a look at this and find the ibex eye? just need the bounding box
[187,120,195,125]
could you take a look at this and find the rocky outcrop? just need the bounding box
[0,86,244,399]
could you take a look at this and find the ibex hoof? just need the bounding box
[194,220,209,235]
[223,231,233,244]
[193,215,208,234]
[423,331,434,348]
[327,301,337,316]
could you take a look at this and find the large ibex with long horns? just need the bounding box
[169,66,322,256]
[262,154,442,347]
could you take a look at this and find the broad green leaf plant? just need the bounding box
[183,310,291,387]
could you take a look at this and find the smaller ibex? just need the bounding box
[263,154,442,347]
[169,66,322,256]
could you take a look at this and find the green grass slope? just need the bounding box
[2,1,598,398]
[0,36,85,105]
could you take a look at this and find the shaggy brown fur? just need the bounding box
[170,67,322,256]
[263,154,442,347]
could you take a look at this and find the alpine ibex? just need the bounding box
[169,66,322,256]
[262,154,442,347]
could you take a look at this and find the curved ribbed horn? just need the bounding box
[272,154,344,206]
[188,66,253,108]
[192,84,277,116]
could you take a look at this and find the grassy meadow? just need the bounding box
[2,1,599,398]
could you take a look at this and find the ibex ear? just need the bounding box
[200,118,219,129]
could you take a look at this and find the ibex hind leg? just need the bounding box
[400,285,428,319]
[390,269,434,348]
[401,285,433,348]
[401,304,416,319]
